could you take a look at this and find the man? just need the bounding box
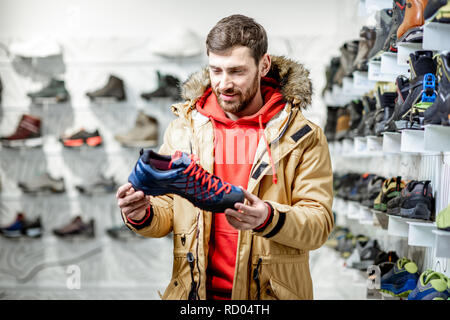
[116,14,333,300]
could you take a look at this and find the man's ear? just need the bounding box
[260,54,271,77]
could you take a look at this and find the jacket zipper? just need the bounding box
[252,258,263,300]
[187,252,198,300]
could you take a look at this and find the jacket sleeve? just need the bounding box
[252,127,334,250]
[121,119,184,238]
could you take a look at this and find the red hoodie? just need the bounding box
[196,77,286,300]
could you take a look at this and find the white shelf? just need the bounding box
[366,136,383,152]
[353,71,377,92]
[423,22,450,51]
[397,42,422,66]
[424,124,450,152]
[382,132,402,154]
[387,215,410,237]
[381,52,410,78]
[400,129,425,153]
[432,230,450,258]
[368,60,397,82]
[347,201,361,220]
[359,206,374,225]
[354,137,367,153]
[407,221,436,247]
[372,210,389,230]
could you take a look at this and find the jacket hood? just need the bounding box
[181,55,313,110]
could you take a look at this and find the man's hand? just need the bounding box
[224,188,269,230]
[116,183,150,221]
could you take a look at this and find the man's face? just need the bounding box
[209,46,261,114]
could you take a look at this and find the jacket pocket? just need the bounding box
[261,278,302,300]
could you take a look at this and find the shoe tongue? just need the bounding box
[170,151,191,168]
[423,271,448,291]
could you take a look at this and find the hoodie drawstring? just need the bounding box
[259,115,278,185]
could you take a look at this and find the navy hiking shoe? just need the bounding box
[128,149,245,213]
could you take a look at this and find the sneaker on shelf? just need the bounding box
[436,204,450,231]
[335,106,351,141]
[325,226,350,250]
[106,224,143,240]
[374,250,400,276]
[380,257,420,297]
[18,172,65,194]
[424,53,450,126]
[408,269,450,300]
[76,174,118,195]
[141,71,181,101]
[368,8,394,59]
[27,78,70,103]
[53,216,95,238]
[60,128,102,148]
[428,0,450,22]
[0,114,43,148]
[396,0,427,43]
[373,176,405,212]
[0,213,43,238]
[128,149,244,213]
[114,111,159,148]
[362,175,386,208]
[86,75,126,101]
[399,180,434,220]
[383,0,406,53]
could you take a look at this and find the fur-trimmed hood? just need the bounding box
[181,55,313,109]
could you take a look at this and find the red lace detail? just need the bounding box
[169,153,232,201]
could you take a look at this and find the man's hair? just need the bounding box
[206,14,268,64]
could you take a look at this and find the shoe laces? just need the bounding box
[170,154,232,201]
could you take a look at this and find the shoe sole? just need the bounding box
[62,136,102,148]
[380,278,418,297]
[119,140,158,148]
[386,207,401,216]
[32,95,69,104]
[400,203,432,220]
[397,27,423,43]
[1,137,43,148]
[25,227,42,238]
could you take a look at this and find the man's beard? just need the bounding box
[213,73,260,114]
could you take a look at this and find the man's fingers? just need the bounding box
[118,190,145,207]
[122,198,149,215]
[225,213,253,230]
[116,183,132,198]
[124,202,149,218]
[241,188,259,203]
[234,202,258,216]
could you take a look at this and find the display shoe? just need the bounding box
[128,149,244,213]
[425,0,450,22]
[0,114,43,148]
[368,8,394,59]
[436,204,450,231]
[374,88,397,136]
[325,226,350,250]
[76,174,118,195]
[408,270,450,300]
[353,26,377,72]
[346,99,364,139]
[324,106,339,142]
[53,216,95,238]
[27,78,70,103]
[335,105,351,140]
[322,57,341,95]
[424,53,450,125]
[141,71,181,101]
[397,0,428,43]
[86,75,126,101]
[383,0,407,53]
[373,176,405,212]
[380,257,420,297]
[362,175,386,207]
[387,180,435,220]
[389,50,437,130]
[384,76,411,132]
[60,128,102,147]
[0,213,43,238]
[106,224,142,240]
[18,172,65,194]
[347,238,382,270]
[114,111,159,147]
[362,96,378,136]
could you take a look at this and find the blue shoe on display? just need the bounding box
[128,149,245,213]
[408,269,450,300]
[380,257,420,297]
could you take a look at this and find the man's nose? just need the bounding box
[219,73,233,91]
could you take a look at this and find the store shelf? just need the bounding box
[387,215,410,237]
[400,129,425,153]
[407,221,436,247]
[381,52,410,77]
[347,201,361,220]
[354,137,367,153]
[353,71,377,92]
[433,230,450,258]
[424,124,450,152]
[368,60,397,82]
[366,136,383,152]
[423,22,450,51]
[397,42,422,66]
[359,206,374,225]
[382,132,401,154]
